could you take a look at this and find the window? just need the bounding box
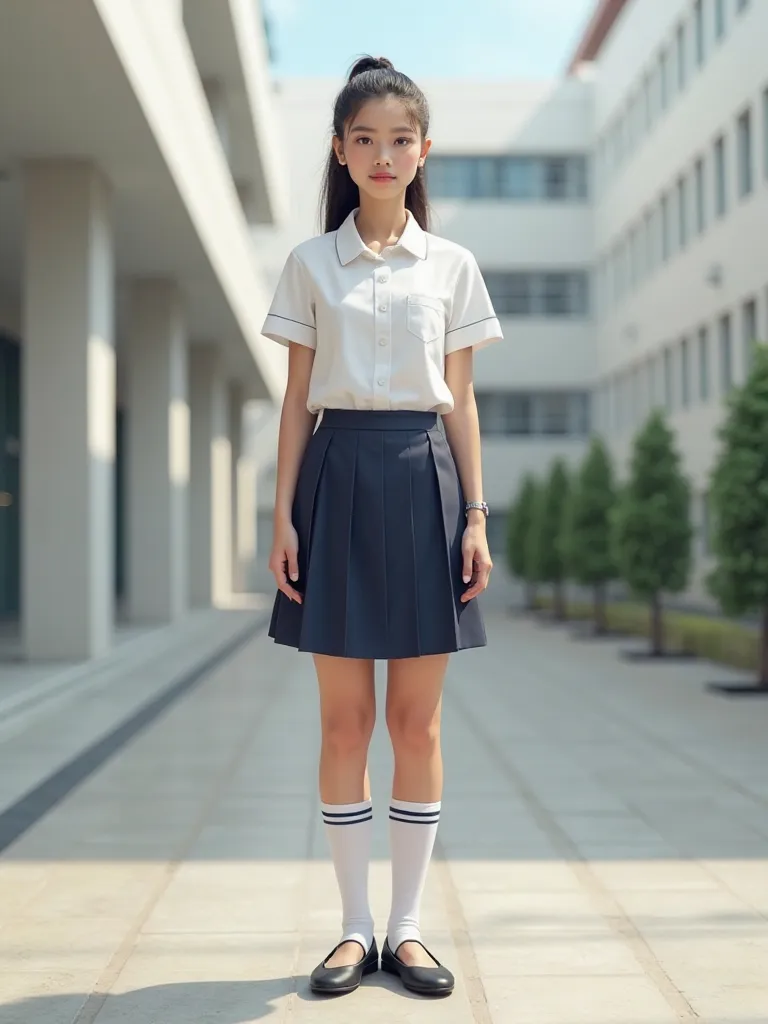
[427,155,588,200]
[642,208,653,278]
[698,326,710,400]
[677,175,688,249]
[694,0,705,67]
[764,88,768,180]
[475,391,591,437]
[681,337,691,407]
[482,271,589,317]
[715,0,726,40]
[663,346,674,411]
[714,135,727,217]
[676,23,687,92]
[643,71,653,129]
[661,192,670,260]
[743,299,757,375]
[659,48,669,111]
[736,108,753,198]
[694,157,706,234]
[719,313,733,392]
[736,0,749,12]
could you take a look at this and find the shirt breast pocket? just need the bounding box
[406,295,445,344]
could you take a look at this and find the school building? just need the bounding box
[0,0,288,662]
[257,0,768,608]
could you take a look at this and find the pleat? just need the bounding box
[382,428,421,658]
[427,430,462,646]
[299,426,357,654]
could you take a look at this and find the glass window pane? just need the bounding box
[499,157,538,199]
[698,326,709,400]
[535,394,570,434]
[737,108,753,198]
[720,313,733,392]
[506,394,532,434]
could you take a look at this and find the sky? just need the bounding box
[262,0,598,81]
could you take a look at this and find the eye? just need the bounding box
[355,136,372,144]
[395,137,413,145]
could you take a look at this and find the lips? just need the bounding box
[370,174,395,180]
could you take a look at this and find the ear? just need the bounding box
[331,135,346,166]
[419,136,432,168]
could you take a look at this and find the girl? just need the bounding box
[263,55,502,998]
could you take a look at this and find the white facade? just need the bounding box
[590,0,768,601]
[252,76,595,561]
[0,0,288,660]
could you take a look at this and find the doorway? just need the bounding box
[0,334,20,619]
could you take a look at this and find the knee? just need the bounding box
[321,708,374,758]
[387,709,441,757]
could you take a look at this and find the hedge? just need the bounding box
[533,595,759,673]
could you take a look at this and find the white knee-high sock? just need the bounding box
[387,798,441,954]
[321,799,374,953]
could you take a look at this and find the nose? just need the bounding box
[374,148,393,166]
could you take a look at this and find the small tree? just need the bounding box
[707,343,768,687]
[563,436,617,634]
[612,410,693,654]
[530,459,571,620]
[506,473,539,610]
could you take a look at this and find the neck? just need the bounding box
[354,194,408,247]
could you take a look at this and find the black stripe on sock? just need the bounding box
[324,814,373,825]
[389,806,441,818]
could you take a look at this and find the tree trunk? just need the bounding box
[760,607,768,689]
[593,581,607,635]
[553,580,566,620]
[650,593,664,655]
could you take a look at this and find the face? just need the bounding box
[333,95,431,201]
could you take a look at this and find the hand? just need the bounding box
[460,522,492,602]
[269,519,303,604]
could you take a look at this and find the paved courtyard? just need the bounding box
[0,608,767,1023]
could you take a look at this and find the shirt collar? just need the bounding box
[335,207,428,265]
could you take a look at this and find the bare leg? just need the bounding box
[314,654,376,969]
[385,653,449,969]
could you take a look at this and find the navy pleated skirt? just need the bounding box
[268,408,487,659]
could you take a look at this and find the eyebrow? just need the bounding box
[349,125,417,134]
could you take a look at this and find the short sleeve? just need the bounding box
[445,252,503,354]
[261,250,317,349]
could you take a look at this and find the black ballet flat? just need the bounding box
[381,937,454,996]
[309,937,379,995]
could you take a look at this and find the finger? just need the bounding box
[287,556,300,583]
[462,562,491,601]
[279,582,303,604]
[462,550,475,584]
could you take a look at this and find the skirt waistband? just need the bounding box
[319,409,438,431]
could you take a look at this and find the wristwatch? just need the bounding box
[464,501,489,518]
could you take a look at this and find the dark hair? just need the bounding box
[319,55,431,234]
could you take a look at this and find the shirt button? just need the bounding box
[377,377,385,386]
[378,304,387,312]
[378,338,387,346]
[377,274,387,283]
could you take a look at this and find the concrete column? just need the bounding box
[22,161,115,659]
[189,346,231,607]
[125,280,189,623]
[229,386,257,593]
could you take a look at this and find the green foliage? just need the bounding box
[529,459,570,584]
[506,473,537,579]
[612,409,693,599]
[563,435,617,586]
[707,343,768,616]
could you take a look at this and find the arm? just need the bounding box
[268,342,317,603]
[441,347,493,602]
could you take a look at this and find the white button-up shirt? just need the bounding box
[261,208,503,415]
